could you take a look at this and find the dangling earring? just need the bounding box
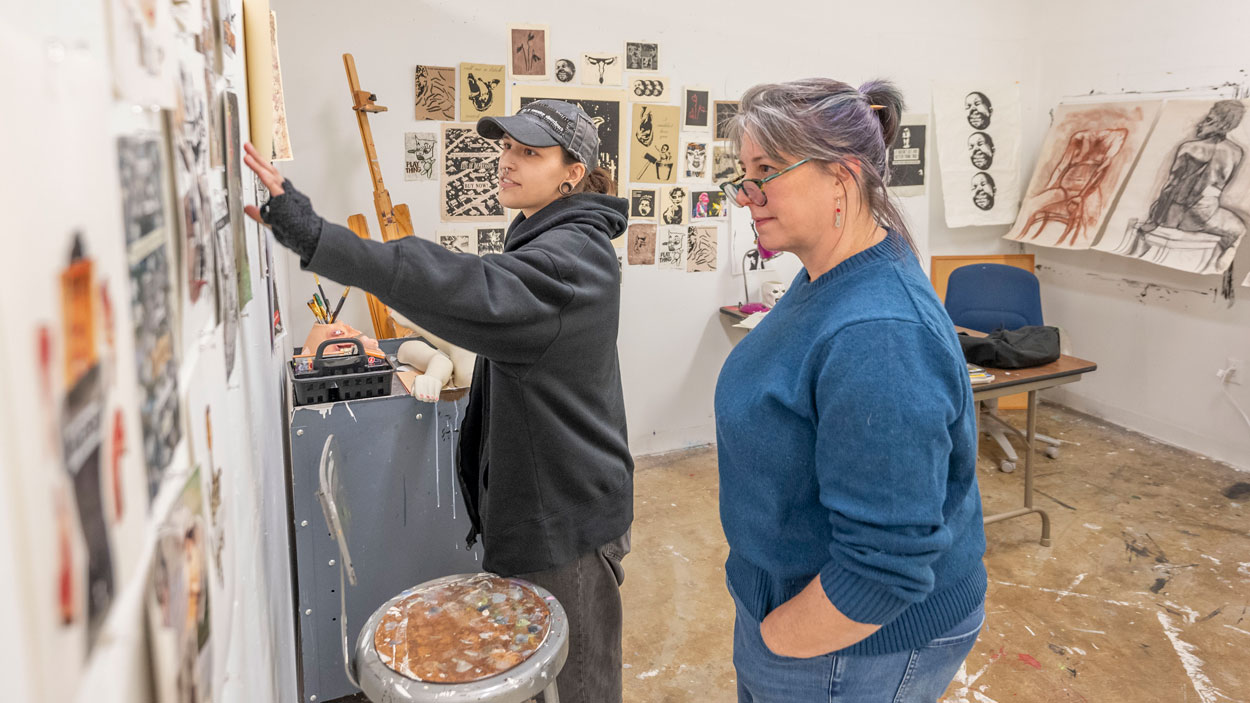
[559,182,573,195]
[834,196,844,228]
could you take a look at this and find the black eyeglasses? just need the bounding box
[720,158,810,207]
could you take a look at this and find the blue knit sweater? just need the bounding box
[715,230,986,656]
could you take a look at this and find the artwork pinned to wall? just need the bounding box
[1004,100,1160,249]
[631,104,680,184]
[170,50,218,344]
[223,90,251,306]
[217,0,238,59]
[691,188,726,219]
[681,139,710,182]
[459,62,504,119]
[508,24,550,80]
[628,75,670,103]
[212,190,240,381]
[657,226,686,270]
[264,233,284,349]
[1097,99,1249,275]
[414,65,456,121]
[934,84,1022,226]
[59,241,115,648]
[887,113,928,197]
[404,132,437,181]
[683,87,711,131]
[440,123,505,222]
[514,86,626,183]
[146,468,212,703]
[629,188,658,221]
[624,41,659,71]
[117,135,167,247]
[437,232,477,255]
[107,0,176,108]
[268,11,293,161]
[477,227,506,255]
[660,185,688,225]
[125,233,182,501]
[580,53,621,86]
[686,225,718,272]
[627,223,657,265]
[554,58,576,83]
[712,144,743,183]
[714,101,739,141]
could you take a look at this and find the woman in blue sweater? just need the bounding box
[714,79,988,701]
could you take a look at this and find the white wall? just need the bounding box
[924,1,1250,471]
[274,0,1250,468]
[270,0,1035,455]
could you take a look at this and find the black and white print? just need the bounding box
[625,41,659,71]
[438,233,477,255]
[661,185,687,225]
[686,225,718,272]
[440,123,504,222]
[712,144,743,182]
[581,53,622,86]
[555,58,576,83]
[714,101,740,141]
[476,227,506,255]
[934,83,1022,227]
[630,188,658,220]
[405,132,436,181]
[628,75,670,103]
[657,226,685,270]
[886,114,927,196]
[117,135,167,246]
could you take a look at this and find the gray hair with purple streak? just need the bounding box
[726,77,915,252]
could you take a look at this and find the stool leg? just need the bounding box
[539,681,560,703]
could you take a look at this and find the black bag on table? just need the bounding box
[958,326,1060,369]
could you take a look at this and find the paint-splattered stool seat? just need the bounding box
[316,435,568,702]
[353,573,568,702]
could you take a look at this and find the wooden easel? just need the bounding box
[343,53,415,340]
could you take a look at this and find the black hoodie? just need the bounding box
[304,193,633,575]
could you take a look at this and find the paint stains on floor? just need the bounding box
[621,403,1250,703]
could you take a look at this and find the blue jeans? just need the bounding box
[731,586,984,703]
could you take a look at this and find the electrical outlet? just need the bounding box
[1219,357,1243,385]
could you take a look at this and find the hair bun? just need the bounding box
[857,79,905,145]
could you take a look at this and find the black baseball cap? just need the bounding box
[477,99,600,169]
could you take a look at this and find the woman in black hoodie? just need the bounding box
[243,99,633,703]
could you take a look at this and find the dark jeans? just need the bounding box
[514,531,630,703]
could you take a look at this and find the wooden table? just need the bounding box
[960,327,1097,547]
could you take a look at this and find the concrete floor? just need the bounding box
[620,403,1250,702]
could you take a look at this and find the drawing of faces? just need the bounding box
[967,131,995,170]
[631,191,654,217]
[555,59,575,83]
[685,143,707,173]
[1195,100,1246,140]
[971,172,997,211]
[964,91,993,130]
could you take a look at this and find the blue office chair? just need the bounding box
[945,264,1061,473]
